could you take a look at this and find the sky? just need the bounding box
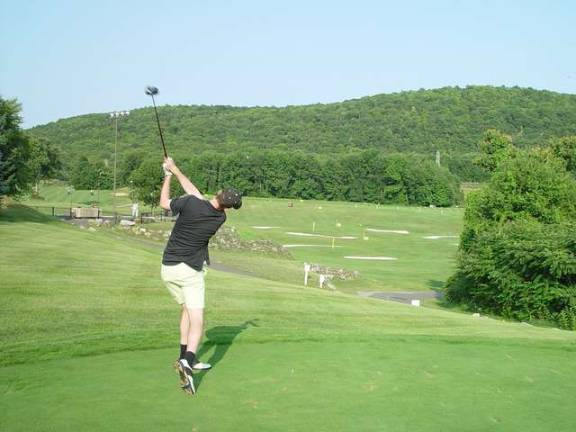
[1,0,575,128]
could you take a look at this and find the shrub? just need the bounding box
[448,148,576,329]
[446,221,576,329]
[460,151,576,251]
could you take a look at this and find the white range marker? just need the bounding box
[285,232,357,240]
[344,256,398,261]
[252,226,280,230]
[283,244,343,248]
[422,235,458,240]
[365,229,410,234]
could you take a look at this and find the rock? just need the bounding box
[308,264,359,281]
[472,313,480,318]
[120,220,136,227]
[88,227,97,232]
[209,226,292,257]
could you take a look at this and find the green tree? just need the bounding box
[475,129,514,173]
[70,157,112,190]
[119,151,144,185]
[0,97,33,196]
[461,150,576,251]
[129,158,164,208]
[28,137,62,195]
[549,135,576,177]
[0,150,7,201]
[402,159,462,207]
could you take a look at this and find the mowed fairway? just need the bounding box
[2,205,576,431]
[22,189,463,292]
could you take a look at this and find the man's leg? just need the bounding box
[182,269,210,371]
[177,307,204,394]
[185,307,204,358]
[179,306,190,359]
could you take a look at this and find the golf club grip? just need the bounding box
[151,96,168,158]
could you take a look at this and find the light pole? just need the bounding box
[109,110,130,213]
[67,185,74,208]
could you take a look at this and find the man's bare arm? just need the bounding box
[164,157,204,199]
[159,174,172,210]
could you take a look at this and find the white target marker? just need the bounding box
[344,256,398,261]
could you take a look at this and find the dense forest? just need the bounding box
[29,86,576,183]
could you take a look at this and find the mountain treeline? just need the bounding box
[29,86,576,182]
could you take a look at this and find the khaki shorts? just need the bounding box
[161,263,206,309]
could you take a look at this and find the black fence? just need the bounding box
[32,206,76,218]
[28,206,176,225]
[139,212,176,224]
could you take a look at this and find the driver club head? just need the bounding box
[145,86,159,96]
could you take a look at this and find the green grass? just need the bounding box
[2,205,576,431]
[222,197,463,292]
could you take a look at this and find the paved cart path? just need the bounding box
[358,290,443,304]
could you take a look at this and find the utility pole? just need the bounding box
[109,111,130,213]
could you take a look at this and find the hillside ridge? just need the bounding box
[29,85,576,165]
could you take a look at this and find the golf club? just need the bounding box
[145,86,168,158]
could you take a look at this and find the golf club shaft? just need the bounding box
[150,95,168,158]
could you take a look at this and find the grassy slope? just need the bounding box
[2,206,576,431]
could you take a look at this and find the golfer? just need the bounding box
[159,157,242,394]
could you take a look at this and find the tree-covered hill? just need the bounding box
[29,85,576,166]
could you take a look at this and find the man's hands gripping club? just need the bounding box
[160,157,204,210]
[163,157,175,177]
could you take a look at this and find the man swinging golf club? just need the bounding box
[159,156,242,395]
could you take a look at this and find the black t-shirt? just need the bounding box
[162,195,226,271]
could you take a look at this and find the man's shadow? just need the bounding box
[195,319,258,389]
